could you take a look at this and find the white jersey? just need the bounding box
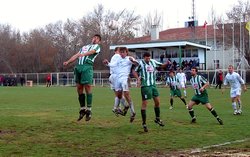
[176,72,186,83]
[112,56,135,91]
[108,53,121,75]
[224,72,245,90]
[116,56,133,79]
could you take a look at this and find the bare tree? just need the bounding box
[140,10,163,36]
[0,4,141,73]
[226,0,250,61]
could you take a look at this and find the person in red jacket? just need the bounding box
[215,70,223,89]
[46,74,51,87]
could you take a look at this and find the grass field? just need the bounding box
[0,86,250,156]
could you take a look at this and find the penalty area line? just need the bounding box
[191,138,250,153]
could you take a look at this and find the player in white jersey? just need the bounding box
[103,47,125,116]
[223,65,247,115]
[176,68,187,97]
[104,47,138,122]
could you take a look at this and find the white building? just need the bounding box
[110,24,241,70]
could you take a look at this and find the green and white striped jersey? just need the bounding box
[135,59,162,87]
[190,75,207,95]
[78,44,101,65]
[166,76,179,90]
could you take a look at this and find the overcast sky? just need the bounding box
[0,0,242,32]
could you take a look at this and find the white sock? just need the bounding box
[114,97,120,109]
[80,107,86,110]
[184,90,187,96]
[129,101,135,116]
[238,100,242,110]
[232,102,237,111]
[120,97,126,107]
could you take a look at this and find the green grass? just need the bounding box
[0,86,249,156]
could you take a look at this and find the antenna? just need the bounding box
[189,0,196,41]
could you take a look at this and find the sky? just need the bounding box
[0,0,242,33]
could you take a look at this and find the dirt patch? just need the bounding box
[0,130,16,135]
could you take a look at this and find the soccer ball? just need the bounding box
[108,20,119,30]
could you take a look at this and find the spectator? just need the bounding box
[20,75,25,86]
[46,74,51,87]
[160,54,164,63]
[0,75,3,86]
[62,74,67,86]
[215,70,223,89]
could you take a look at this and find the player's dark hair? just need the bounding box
[191,67,198,72]
[114,47,120,52]
[169,70,175,74]
[94,34,101,41]
[143,52,151,57]
[119,47,128,53]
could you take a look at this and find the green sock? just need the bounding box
[87,93,92,108]
[154,107,160,119]
[78,94,85,107]
[181,98,187,105]
[170,98,173,107]
[189,108,195,118]
[141,109,146,124]
[210,108,219,118]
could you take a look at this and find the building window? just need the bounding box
[186,49,191,57]
[166,50,171,58]
[181,49,185,57]
[191,49,198,57]
[172,50,178,58]
[214,60,220,69]
[136,52,146,59]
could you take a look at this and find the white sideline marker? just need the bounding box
[191,138,250,153]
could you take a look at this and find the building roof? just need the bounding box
[110,40,211,50]
[126,25,217,44]
[109,24,231,50]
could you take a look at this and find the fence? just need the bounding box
[0,69,249,87]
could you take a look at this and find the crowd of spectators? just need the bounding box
[159,58,199,71]
[155,58,200,82]
[0,75,18,86]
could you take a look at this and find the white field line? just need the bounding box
[190,138,250,153]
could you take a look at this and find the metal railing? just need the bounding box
[0,69,249,87]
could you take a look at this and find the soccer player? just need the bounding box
[223,65,247,115]
[63,34,101,122]
[176,68,187,97]
[103,47,126,116]
[133,52,165,132]
[166,70,187,110]
[187,67,223,125]
[107,47,138,122]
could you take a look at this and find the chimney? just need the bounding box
[150,24,159,41]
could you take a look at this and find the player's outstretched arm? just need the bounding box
[63,52,80,66]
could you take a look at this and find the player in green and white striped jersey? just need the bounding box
[134,52,166,132]
[187,67,223,125]
[63,34,101,122]
[166,70,187,110]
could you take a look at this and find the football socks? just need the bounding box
[87,93,92,108]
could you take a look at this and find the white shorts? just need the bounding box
[230,88,241,98]
[114,77,129,92]
[179,82,186,88]
[109,74,117,90]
